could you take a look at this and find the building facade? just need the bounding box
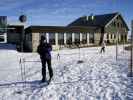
[68,12,129,45]
[24,12,129,52]
[25,13,129,52]
[104,14,128,44]
[25,26,99,52]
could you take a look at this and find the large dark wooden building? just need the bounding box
[25,26,99,51]
[25,12,129,52]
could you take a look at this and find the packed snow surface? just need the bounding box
[0,44,132,100]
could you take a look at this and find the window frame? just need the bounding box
[49,33,56,45]
[66,33,72,45]
[82,33,87,44]
[58,33,64,45]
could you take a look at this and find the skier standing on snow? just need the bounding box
[100,41,106,53]
[37,36,53,83]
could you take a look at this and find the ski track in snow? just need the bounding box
[0,44,132,100]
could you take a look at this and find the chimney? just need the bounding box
[86,16,89,21]
[91,15,94,20]
[90,13,94,21]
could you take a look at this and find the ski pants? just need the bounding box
[41,59,53,80]
[100,47,105,53]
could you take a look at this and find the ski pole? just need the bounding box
[19,58,24,88]
[23,58,26,88]
[19,58,23,82]
[57,53,60,60]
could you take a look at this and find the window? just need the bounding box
[0,27,6,33]
[74,33,80,44]
[82,33,87,44]
[111,34,112,39]
[121,35,123,42]
[125,35,127,42]
[66,33,72,45]
[0,33,4,35]
[0,36,4,42]
[118,35,120,42]
[121,23,123,28]
[111,23,113,27]
[58,33,64,45]
[113,22,116,27]
[114,34,116,39]
[49,33,55,45]
[89,33,94,43]
[117,23,119,28]
[107,34,109,39]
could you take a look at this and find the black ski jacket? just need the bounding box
[37,42,52,60]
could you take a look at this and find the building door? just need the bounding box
[89,33,94,43]
[66,33,72,45]
[58,33,64,45]
[75,33,80,44]
[82,33,87,44]
[49,33,55,45]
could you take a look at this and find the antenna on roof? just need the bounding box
[90,13,94,21]
[86,13,95,21]
[86,16,89,21]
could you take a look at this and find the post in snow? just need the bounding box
[128,20,133,77]
[116,31,118,61]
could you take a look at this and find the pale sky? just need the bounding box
[0,0,132,31]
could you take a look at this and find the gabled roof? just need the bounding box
[68,12,118,27]
[68,12,129,30]
[25,25,98,33]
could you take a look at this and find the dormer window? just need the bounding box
[113,22,116,27]
[117,23,119,27]
[121,23,123,28]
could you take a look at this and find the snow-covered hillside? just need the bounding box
[0,44,132,100]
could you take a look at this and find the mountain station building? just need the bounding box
[25,12,129,52]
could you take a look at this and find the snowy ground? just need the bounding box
[0,44,133,100]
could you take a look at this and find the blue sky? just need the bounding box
[0,0,132,30]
